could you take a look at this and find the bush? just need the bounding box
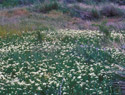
[41,1,59,12]
[33,1,60,13]
[92,20,114,44]
[76,0,83,2]
[78,0,124,5]
[77,9,101,20]
[90,8,101,19]
[1,0,18,7]
[100,5,124,17]
[0,0,45,7]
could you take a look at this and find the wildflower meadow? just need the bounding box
[0,29,124,95]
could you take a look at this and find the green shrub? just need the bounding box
[36,31,46,42]
[76,0,83,2]
[82,0,120,4]
[31,0,70,14]
[0,0,46,7]
[92,21,114,43]
[82,0,99,5]
[35,1,59,13]
[90,8,101,19]
[1,0,18,7]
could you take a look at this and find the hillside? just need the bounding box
[0,0,125,95]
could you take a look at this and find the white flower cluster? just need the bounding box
[0,29,124,95]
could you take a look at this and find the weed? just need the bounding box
[92,20,114,43]
[36,31,46,42]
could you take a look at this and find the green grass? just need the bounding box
[0,29,124,95]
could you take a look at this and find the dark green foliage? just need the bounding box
[1,0,18,7]
[76,0,83,2]
[1,0,124,7]
[39,1,59,13]
[82,0,121,4]
[90,8,101,19]
[0,0,45,7]
[82,0,107,5]
[31,0,60,13]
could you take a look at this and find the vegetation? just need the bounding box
[0,0,45,7]
[0,0,125,95]
[32,1,60,13]
[92,21,112,40]
[0,30,124,95]
[100,4,124,17]
[0,0,125,7]
[90,8,101,19]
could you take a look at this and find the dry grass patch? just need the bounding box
[0,25,22,38]
[44,10,64,19]
[0,8,29,18]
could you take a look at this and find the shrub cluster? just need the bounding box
[39,1,59,13]
[100,5,124,17]
[72,4,124,20]
[76,0,124,5]
[1,0,125,7]
[0,0,45,7]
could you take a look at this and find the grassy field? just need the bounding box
[0,0,125,95]
[0,29,125,95]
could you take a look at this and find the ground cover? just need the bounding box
[0,29,124,95]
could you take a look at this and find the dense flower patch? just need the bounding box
[0,30,124,95]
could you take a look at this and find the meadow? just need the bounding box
[0,0,125,95]
[0,29,125,95]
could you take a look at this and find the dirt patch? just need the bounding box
[45,10,64,19]
[0,8,29,18]
[69,17,83,24]
[13,9,29,16]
